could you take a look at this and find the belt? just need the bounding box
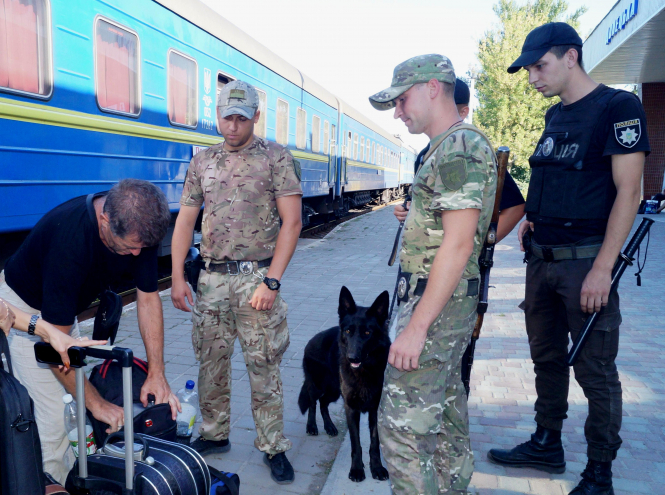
[207,257,272,275]
[530,242,602,262]
[397,272,479,303]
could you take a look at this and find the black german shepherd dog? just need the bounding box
[298,286,391,482]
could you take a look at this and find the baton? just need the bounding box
[388,196,410,266]
[567,217,654,366]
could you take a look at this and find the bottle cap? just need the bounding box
[186,380,195,389]
[63,394,73,404]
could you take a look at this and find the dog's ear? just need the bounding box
[338,286,357,318]
[367,290,390,326]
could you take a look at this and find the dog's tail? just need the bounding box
[298,383,311,415]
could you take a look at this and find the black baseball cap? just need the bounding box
[508,22,583,74]
[454,78,470,105]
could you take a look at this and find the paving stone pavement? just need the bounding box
[79,210,665,495]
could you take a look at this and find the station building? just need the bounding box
[585,0,665,199]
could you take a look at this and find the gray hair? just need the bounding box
[104,179,171,247]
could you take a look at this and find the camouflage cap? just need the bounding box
[369,54,456,111]
[217,80,259,119]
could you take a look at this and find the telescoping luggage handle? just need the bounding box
[34,343,136,493]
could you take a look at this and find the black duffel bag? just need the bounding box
[88,357,176,446]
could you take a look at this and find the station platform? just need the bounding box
[80,208,665,495]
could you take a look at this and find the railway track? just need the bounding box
[76,197,406,322]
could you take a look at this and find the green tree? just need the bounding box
[474,0,586,192]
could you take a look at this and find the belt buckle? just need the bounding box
[397,276,409,301]
[239,261,253,275]
[541,246,555,262]
[227,261,239,275]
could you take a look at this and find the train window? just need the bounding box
[0,0,52,98]
[347,132,352,158]
[276,98,289,145]
[377,145,382,166]
[214,72,235,134]
[353,134,358,160]
[366,140,371,163]
[296,107,306,149]
[312,115,321,153]
[167,50,197,127]
[323,120,330,155]
[255,88,267,139]
[360,137,365,162]
[372,142,376,164]
[96,19,140,116]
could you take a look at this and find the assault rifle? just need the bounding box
[567,217,654,366]
[461,146,510,397]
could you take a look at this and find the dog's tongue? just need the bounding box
[350,362,361,369]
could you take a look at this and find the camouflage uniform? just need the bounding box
[180,129,302,454]
[370,55,497,494]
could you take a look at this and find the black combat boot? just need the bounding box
[569,460,614,495]
[487,424,566,473]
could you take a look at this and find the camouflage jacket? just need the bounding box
[180,137,302,261]
[400,126,497,279]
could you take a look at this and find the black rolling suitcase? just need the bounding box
[0,331,46,495]
[35,342,211,495]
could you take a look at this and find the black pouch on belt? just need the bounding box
[522,229,533,264]
[184,247,204,294]
[93,289,122,344]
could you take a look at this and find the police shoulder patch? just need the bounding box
[438,154,468,191]
[292,158,302,181]
[614,119,641,148]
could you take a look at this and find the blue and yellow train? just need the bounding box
[0,0,416,251]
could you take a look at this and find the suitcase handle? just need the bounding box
[103,431,150,462]
[33,343,136,493]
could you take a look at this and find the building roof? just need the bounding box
[584,0,665,84]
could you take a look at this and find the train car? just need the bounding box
[0,0,414,251]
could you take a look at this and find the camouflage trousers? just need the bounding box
[379,276,478,494]
[191,265,292,455]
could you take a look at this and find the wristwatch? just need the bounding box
[28,314,40,335]
[263,277,281,291]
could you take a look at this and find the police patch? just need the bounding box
[439,157,468,191]
[543,137,554,156]
[614,119,641,148]
[293,158,301,181]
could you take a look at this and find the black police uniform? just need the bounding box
[523,84,649,462]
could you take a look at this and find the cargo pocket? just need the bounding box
[380,358,447,435]
[257,298,290,364]
[190,307,207,361]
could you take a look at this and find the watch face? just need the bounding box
[269,279,279,290]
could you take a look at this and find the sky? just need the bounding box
[199,0,615,150]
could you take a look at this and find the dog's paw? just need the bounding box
[348,467,366,482]
[306,423,319,436]
[324,421,338,436]
[370,465,389,481]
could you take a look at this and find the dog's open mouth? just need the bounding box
[350,362,361,369]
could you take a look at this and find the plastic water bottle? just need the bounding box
[63,394,96,457]
[176,380,198,441]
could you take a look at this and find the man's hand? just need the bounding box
[580,266,612,314]
[171,277,194,312]
[89,398,125,434]
[141,372,181,420]
[517,219,534,251]
[388,324,426,372]
[250,283,278,311]
[393,202,411,222]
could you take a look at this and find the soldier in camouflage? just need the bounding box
[170,80,303,485]
[369,55,497,494]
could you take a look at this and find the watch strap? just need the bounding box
[28,314,39,335]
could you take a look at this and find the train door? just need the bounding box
[329,123,337,187]
[343,130,351,185]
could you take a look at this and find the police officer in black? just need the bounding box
[487,23,649,495]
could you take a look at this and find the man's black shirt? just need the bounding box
[5,194,159,326]
[528,84,650,245]
[415,143,524,211]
